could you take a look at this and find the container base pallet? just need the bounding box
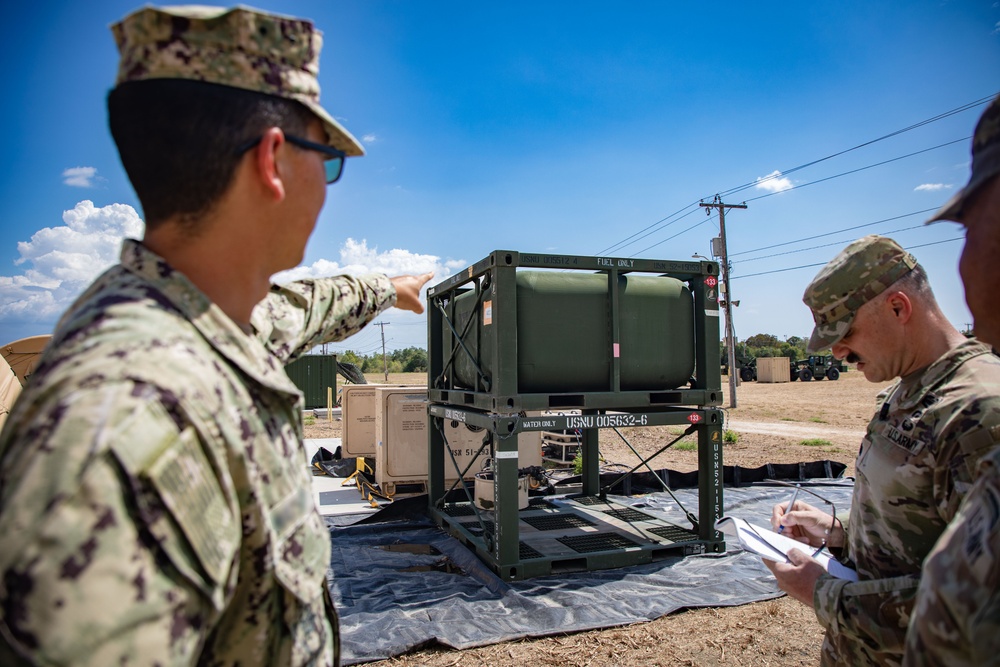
[432,494,709,580]
[429,388,721,414]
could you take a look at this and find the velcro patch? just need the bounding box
[879,423,926,453]
[147,426,238,586]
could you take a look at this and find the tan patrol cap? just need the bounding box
[802,235,917,353]
[111,5,364,156]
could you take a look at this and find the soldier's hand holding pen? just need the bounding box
[770,494,845,550]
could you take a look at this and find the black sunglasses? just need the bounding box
[236,134,346,184]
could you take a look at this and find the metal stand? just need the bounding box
[428,406,724,580]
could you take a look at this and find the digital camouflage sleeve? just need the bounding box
[811,340,1000,666]
[0,239,395,666]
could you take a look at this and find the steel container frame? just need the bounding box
[426,251,726,579]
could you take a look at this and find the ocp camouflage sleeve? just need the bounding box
[811,340,1000,666]
[814,573,920,664]
[903,447,1000,667]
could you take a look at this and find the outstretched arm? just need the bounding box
[390,272,434,314]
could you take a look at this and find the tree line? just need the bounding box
[335,346,428,374]
[722,334,814,364]
[332,334,812,378]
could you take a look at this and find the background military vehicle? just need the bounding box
[791,354,846,381]
[724,353,847,382]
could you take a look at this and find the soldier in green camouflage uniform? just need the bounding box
[0,6,432,666]
[765,235,1000,666]
[903,96,1000,666]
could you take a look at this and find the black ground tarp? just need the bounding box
[327,477,855,664]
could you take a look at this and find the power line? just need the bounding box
[731,237,963,279]
[730,208,937,257]
[734,223,934,264]
[733,223,929,264]
[597,93,994,258]
[596,204,701,255]
[343,329,378,345]
[626,136,964,257]
[716,95,993,199]
[632,217,713,256]
[742,137,969,203]
[334,341,385,356]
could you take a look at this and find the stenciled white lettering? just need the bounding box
[565,414,650,429]
[521,419,557,428]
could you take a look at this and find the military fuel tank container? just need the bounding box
[450,271,694,393]
[427,251,721,412]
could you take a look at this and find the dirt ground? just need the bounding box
[305,370,892,667]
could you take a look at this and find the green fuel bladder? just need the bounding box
[452,271,694,394]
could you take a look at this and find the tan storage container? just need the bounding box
[757,356,791,383]
[375,388,486,492]
[374,388,543,493]
[373,388,432,492]
[342,384,425,457]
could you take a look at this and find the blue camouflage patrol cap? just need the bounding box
[927,94,1000,224]
[111,5,365,156]
[802,235,917,353]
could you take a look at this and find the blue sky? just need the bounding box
[1,2,998,356]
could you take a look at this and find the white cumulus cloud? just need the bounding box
[914,183,952,192]
[754,170,793,193]
[275,239,466,351]
[362,134,378,144]
[0,205,464,348]
[274,238,464,288]
[0,201,144,333]
[62,166,99,188]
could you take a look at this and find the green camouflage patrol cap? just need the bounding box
[802,235,917,352]
[111,5,364,156]
[927,94,1000,224]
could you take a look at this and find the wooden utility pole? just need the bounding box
[376,321,390,382]
[700,195,747,408]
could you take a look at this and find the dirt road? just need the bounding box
[727,419,865,442]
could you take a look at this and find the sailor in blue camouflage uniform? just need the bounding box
[765,235,1000,666]
[903,95,1000,667]
[0,6,431,666]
